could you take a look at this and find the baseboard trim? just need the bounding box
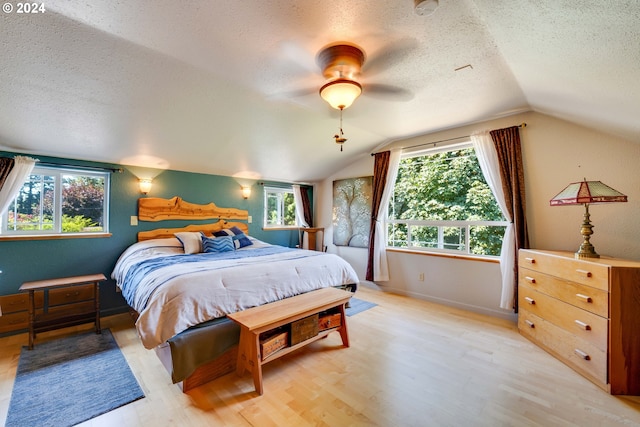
[377,285,517,322]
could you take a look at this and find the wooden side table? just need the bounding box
[302,227,324,251]
[19,273,106,349]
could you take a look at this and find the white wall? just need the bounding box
[316,111,640,320]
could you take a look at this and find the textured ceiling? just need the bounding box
[1,0,639,182]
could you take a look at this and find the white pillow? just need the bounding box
[174,232,203,254]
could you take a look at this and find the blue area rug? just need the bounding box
[346,297,377,316]
[5,329,145,427]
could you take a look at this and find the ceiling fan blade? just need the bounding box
[362,37,419,77]
[364,83,414,101]
[277,40,319,74]
[268,86,317,101]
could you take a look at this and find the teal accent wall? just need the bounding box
[0,152,304,317]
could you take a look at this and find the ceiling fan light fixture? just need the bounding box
[319,79,362,109]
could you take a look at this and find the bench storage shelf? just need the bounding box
[228,287,352,395]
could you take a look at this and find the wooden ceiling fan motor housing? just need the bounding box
[317,44,365,80]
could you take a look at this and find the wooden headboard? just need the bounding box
[138,196,248,221]
[136,197,249,241]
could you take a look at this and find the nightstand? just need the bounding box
[19,273,106,349]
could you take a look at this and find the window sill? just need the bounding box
[387,247,499,263]
[0,233,112,241]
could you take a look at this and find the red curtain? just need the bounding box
[489,126,529,311]
[300,186,313,227]
[366,151,390,281]
[0,157,14,191]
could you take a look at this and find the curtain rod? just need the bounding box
[37,161,123,173]
[371,123,527,156]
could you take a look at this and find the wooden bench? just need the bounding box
[228,287,352,395]
[19,274,106,349]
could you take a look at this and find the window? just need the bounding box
[388,142,507,257]
[263,186,297,228]
[1,166,109,236]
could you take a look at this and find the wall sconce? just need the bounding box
[241,186,251,199]
[139,178,153,195]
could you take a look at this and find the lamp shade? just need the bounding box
[319,79,362,109]
[139,178,152,195]
[241,186,251,199]
[550,179,627,259]
[549,180,627,206]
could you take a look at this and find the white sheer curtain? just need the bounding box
[0,155,36,316]
[292,184,310,249]
[292,184,309,228]
[0,156,37,215]
[372,148,401,281]
[471,131,515,310]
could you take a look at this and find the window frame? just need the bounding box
[1,166,110,237]
[263,186,298,229]
[387,141,508,258]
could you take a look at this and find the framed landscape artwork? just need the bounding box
[332,176,373,247]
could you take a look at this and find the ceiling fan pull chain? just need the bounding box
[332,106,348,151]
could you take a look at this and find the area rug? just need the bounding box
[5,329,145,427]
[346,297,377,316]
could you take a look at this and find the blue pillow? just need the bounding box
[213,226,252,249]
[202,235,235,253]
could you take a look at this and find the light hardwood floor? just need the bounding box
[2,287,639,426]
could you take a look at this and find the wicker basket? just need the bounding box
[290,314,319,345]
[260,329,288,360]
[319,312,342,331]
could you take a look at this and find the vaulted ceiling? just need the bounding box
[1,1,639,183]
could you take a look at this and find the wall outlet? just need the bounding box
[419,272,425,281]
[130,216,138,226]
[248,215,252,223]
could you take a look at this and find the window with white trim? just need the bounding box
[263,186,297,228]
[388,142,507,256]
[1,166,109,235]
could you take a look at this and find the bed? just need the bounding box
[112,197,359,391]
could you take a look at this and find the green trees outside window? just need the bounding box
[264,187,297,227]
[2,167,109,235]
[388,144,507,256]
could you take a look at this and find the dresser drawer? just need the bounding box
[519,283,607,351]
[519,309,607,387]
[0,293,44,313]
[520,250,609,291]
[0,311,29,333]
[48,284,95,306]
[519,268,608,317]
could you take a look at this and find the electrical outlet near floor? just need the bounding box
[419,272,425,281]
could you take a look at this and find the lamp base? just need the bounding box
[575,247,600,259]
[575,203,599,259]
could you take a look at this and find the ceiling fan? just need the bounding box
[310,42,413,150]
[315,42,413,107]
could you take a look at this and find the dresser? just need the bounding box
[518,249,640,395]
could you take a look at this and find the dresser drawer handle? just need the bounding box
[525,276,536,284]
[65,291,81,298]
[574,349,590,360]
[524,297,535,305]
[524,257,536,264]
[575,269,592,278]
[525,320,535,328]
[574,320,591,330]
[575,293,592,303]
